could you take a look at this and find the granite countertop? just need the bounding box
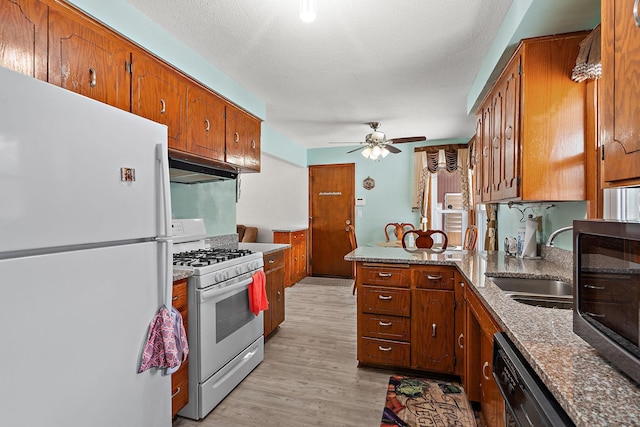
[272,226,307,232]
[172,267,193,281]
[239,242,290,255]
[345,247,640,427]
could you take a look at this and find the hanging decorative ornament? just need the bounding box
[363,176,375,190]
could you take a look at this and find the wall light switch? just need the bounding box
[357,208,363,218]
[355,197,366,206]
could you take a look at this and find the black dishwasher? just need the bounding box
[493,332,574,427]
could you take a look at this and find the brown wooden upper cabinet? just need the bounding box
[186,83,226,162]
[0,0,48,81]
[131,53,187,151]
[475,32,589,202]
[601,0,640,186]
[225,104,261,172]
[48,5,131,112]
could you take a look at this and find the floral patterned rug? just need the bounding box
[381,375,476,427]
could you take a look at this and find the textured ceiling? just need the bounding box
[126,0,515,149]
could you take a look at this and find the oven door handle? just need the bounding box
[200,276,255,302]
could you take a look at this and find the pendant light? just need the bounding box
[300,0,316,22]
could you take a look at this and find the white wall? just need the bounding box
[236,154,309,242]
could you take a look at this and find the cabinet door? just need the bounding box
[500,58,520,199]
[473,116,483,201]
[131,53,187,150]
[480,330,504,427]
[411,289,454,373]
[186,84,225,161]
[1,0,48,81]
[48,7,131,111]
[602,0,640,184]
[243,115,261,171]
[454,277,466,380]
[490,88,504,200]
[269,265,285,329]
[225,104,245,167]
[480,105,492,202]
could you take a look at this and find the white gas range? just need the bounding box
[172,219,265,420]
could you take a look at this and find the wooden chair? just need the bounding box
[384,222,415,241]
[402,229,448,250]
[346,225,358,294]
[463,225,478,251]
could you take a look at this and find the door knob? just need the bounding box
[345,220,351,225]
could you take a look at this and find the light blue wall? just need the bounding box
[308,139,468,245]
[170,181,237,236]
[497,202,586,251]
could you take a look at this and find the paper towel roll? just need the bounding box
[520,217,538,258]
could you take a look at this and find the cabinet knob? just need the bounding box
[234,132,240,143]
[432,323,437,337]
[482,361,490,380]
[458,333,464,348]
[251,139,256,149]
[277,290,281,301]
[505,125,513,140]
[89,67,97,88]
[204,119,210,131]
[160,99,166,114]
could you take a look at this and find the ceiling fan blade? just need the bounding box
[328,141,363,144]
[385,145,401,154]
[388,136,427,144]
[346,146,366,153]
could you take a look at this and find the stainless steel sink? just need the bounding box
[487,276,573,309]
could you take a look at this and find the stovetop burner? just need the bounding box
[173,248,254,267]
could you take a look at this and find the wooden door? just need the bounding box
[49,7,131,111]
[225,104,245,167]
[309,163,354,277]
[500,57,521,199]
[1,0,48,81]
[602,0,640,184]
[186,84,225,161]
[411,289,454,373]
[131,53,187,150]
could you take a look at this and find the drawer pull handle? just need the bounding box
[204,119,210,131]
[458,333,464,348]
[378,321,392,327]
[171,387,181,398]
[89,67,96,87]
[160,99,166,114]
[378,295,392,300]
[482,361,490,380]
[234,132,240,143]
[378,273,392,277]
[432,323,437,337]
[584,284,605,290]
[172,295,179,301]
[277,290,282,301]
[427,275,442,280]
[269,259,275,264]
[378,346,392,352]
[458,281,465,288]
[251,139,256,149]
[635,0,640,27]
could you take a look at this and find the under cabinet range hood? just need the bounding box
[169,155,238,184]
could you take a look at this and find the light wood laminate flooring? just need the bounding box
[172,277,393,426]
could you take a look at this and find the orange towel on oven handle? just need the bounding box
[249,270,268,315]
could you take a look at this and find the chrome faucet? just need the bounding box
[546,226,573,247]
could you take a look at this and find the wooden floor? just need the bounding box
[172,277,394,427]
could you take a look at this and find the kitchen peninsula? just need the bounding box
[345,247,640,427]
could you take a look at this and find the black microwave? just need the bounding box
[573,219,640,385]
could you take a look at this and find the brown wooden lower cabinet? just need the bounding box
[263,249,286,337]
[171,278,189,418]
[355,262,457,374]
[465,283,505,427]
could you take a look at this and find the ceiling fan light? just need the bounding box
[362,146,373,158]
[372,144,382,157]
[380,147,390,158]
[300,0,316,22]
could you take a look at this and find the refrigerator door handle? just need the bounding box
[156,143,172,239]
[159,238,174,308]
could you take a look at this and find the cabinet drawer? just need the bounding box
[360,337,410,367]
[360,265,410,287]
[414,267,455,290]
[361,314,410,341]
[264,250,285,272]
[172,279,188,313]
[171,360,189,416]
[360,286,410,316]
[292,230,306,241]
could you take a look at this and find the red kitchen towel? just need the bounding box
[248,270,268,315]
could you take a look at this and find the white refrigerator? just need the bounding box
[0,67,173,427]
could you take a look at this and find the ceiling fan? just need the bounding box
[332,122,426,160]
